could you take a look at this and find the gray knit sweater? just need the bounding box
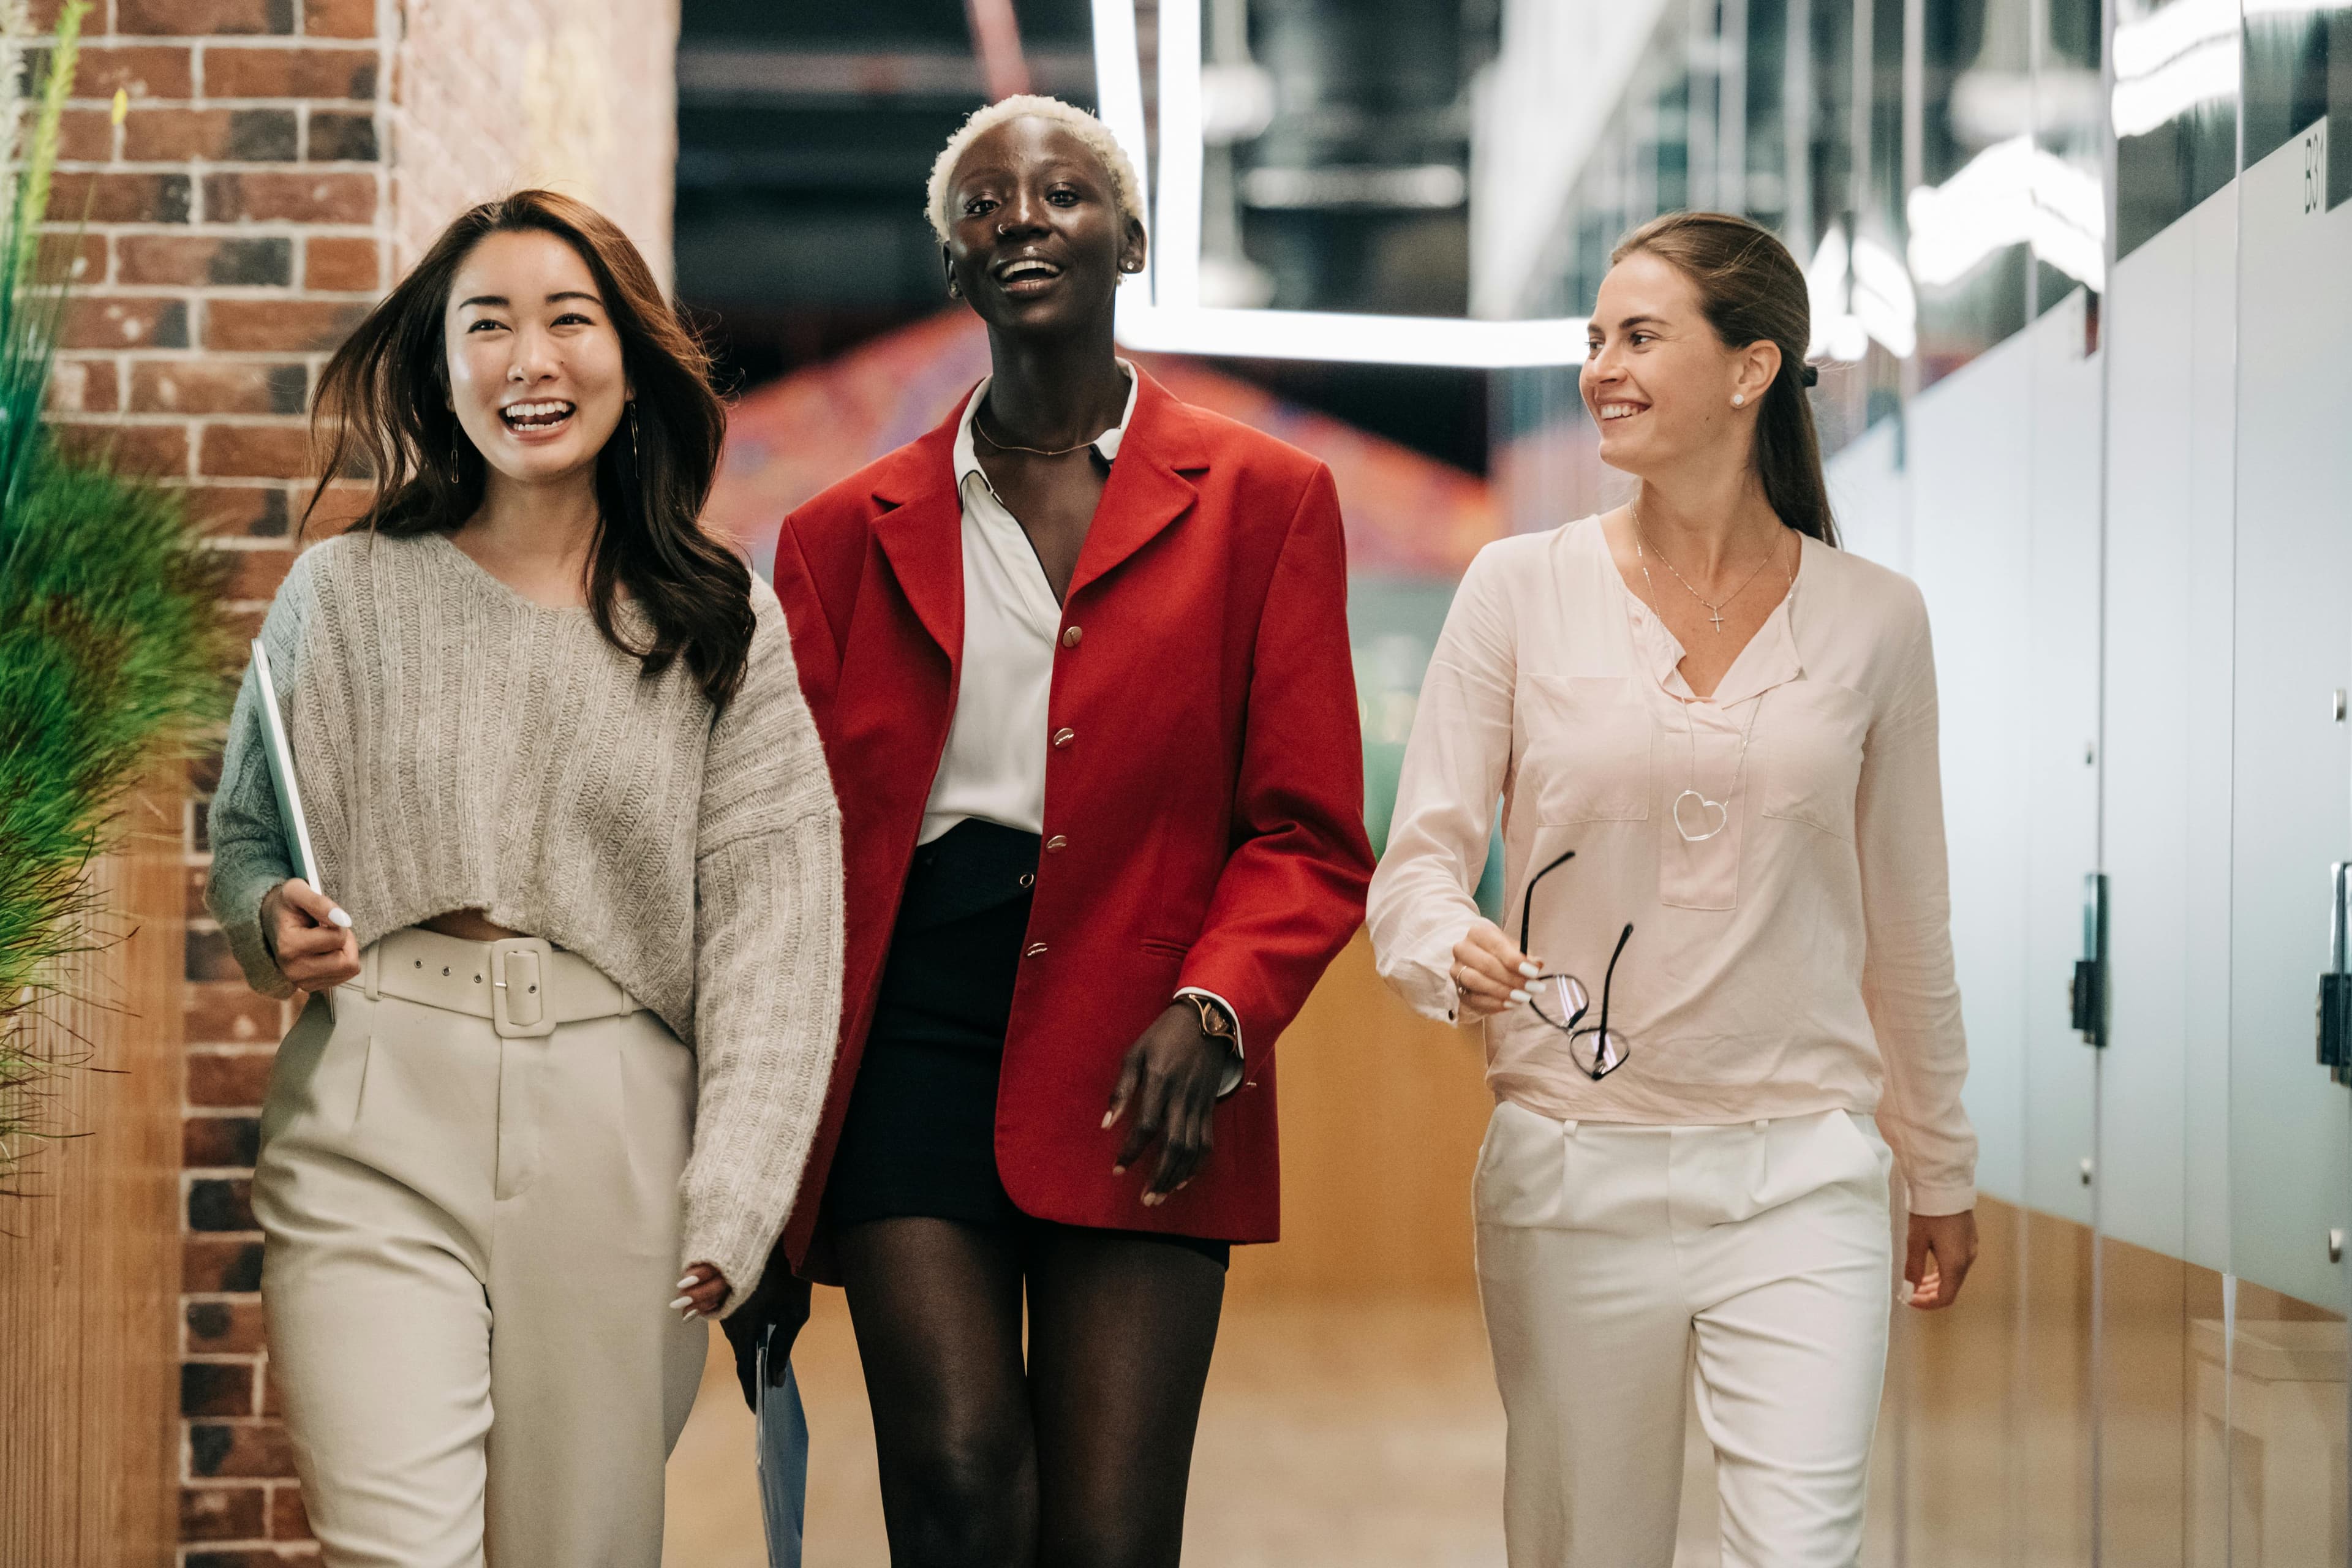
[205,529,844,1310]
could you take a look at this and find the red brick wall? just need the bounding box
[33,0,676,1560]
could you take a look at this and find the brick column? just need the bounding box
[34,1,677,1561]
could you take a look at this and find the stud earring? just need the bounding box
[1732,393,1746,407]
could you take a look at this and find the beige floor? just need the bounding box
[659,1290,1754,1567]
[660,1290,1512,1567]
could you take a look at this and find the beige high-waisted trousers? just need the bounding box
[1474,1104,1897,1567]
[254,929,706,1568]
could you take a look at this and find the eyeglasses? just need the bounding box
[1517,848,1635,1081]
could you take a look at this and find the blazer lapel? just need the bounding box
[870,394,971,667]
[1066,370,1210,602]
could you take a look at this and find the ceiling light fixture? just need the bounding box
[1090,0,1598,368]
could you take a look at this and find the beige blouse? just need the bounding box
[1365,516,1976,1215]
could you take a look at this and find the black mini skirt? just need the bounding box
[821,818,1228,1268]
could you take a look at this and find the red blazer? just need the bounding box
[772,369,1372,1265]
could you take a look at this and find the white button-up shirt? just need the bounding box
[1365,517,1977,1213]
[923,365,1243,1090]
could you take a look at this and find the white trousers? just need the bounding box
[253,978,706,1568]
[1474,1104,1895,1568]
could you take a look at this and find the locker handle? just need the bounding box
[2073,872,2108,1049]
[2318,863,2352,1084]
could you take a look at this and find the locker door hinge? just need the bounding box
[2318,862,2352,1083]
[2071,872,2108,1048]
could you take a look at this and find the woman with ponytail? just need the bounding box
[1367,211,1976,1565]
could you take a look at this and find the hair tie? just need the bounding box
[1800,364,1820,388]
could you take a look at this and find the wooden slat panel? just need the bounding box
[0,786,184,1568]
[1227,930,1494,1305]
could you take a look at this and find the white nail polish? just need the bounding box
[669,1296,692,1310]
[1509,989,1532,1003]
[328,908,353,929]
[676,1276,698,1290]
[684,1309,699,1322]
[1517,962,1542,979]
[1101,1112,1117,1129]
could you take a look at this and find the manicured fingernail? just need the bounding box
[669,1295,693,1310]
[676,1276,698,1291]
[1142,1193,1163,1207]
[1112,1164,1126,1176]
[1102,1111,1117,1129]
[328,908,353,928]
[1509,989,1532,1003]
[1517,962,1542,978]
[683,1309,699,1322]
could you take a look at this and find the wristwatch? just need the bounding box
[1182,992,1238,1044]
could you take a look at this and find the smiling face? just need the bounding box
[1581,249,1779,480]
[444,228,631,488]
[942,115,1145,337]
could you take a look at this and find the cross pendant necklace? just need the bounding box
[1632,501,1785,634]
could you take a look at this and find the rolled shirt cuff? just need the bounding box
[1903,1180,1977,1218]
[1174,987,1247,1096]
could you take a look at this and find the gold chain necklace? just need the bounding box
[1632,501,1788,633]
[974,404,1102,458]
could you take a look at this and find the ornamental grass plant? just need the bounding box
[0,1,235,1191]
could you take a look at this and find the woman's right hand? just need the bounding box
[262,879,360,994]
[1450,919,1545,1021]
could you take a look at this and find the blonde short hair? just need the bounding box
[925,94,1146,245]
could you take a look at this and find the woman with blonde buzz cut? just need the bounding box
[737,92,1373,1567]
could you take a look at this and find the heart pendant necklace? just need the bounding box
[1624,500,1785,842]
[1670,686,1766,843]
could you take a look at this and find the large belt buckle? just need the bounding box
[489,937,558,1038]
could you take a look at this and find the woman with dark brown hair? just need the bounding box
[203,190,843,1567]
[1369,211,1978,1565]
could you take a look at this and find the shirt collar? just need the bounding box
[953,359,1140,485]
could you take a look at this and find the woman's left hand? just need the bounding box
[1104,1003,1227,1206]
[1903,1210,1978,1310]
[672,1262,731,1321]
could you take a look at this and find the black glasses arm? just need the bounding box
[1596,921,1633,1035]
[1517,848,1578,954]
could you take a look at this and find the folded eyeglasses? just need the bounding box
[1517,848,1635,1081]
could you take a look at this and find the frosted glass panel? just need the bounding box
[2098,187,2237,1273]
[2228,126,2352,1316]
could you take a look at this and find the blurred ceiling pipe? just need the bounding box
[965,0,1033,102]
[674,46,1093,105]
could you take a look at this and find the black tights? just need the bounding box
[836,1216,1227,1568]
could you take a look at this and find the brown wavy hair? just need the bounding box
[304,190,753,706]
[1613,212,1839,547]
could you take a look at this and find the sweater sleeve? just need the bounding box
[1855,584,1978,1215]
[1365,543,1518,1025]
[677,575,846,1311]
[203,549,320,1001]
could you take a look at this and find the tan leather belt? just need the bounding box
[357,927,638,1039]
